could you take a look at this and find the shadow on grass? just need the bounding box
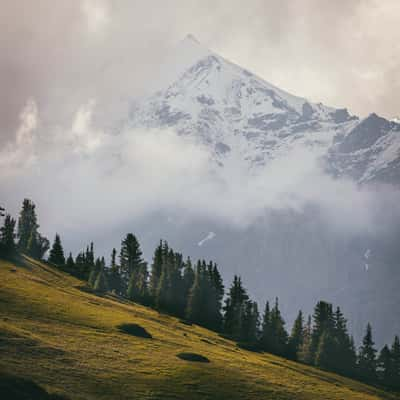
[177,352,210,363]
[0,372,69,400]
[117,323,152,339]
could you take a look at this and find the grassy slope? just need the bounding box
[0,257,398,400]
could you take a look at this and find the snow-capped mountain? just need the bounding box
[129,34,400,184]
[124,35,400,346]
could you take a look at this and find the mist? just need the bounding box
[2,98,400,258]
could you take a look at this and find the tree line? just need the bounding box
[1,199,400,390]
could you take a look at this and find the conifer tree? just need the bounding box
[310,301,334,362]
[390,335,400,389]
[185,262,204,323]
[48,234,65,266]
[223,275,249,338]
[109,248,122,294]
[127,262,149,304]
[120,233,143,291]
[94,262,109,293]
[298,315,313,364]
[27,232,49,260]
[66,252,75,270]
[358,323,377,383]
[0,214,17,258]
[288,310,304,360]
[88,258,102,287]
[315,330,337,370]
[378,345,393,387]
[182,256,195,304]
[149,240,164,300]
[17,199,39,252]
[269,297,288,356]
[260,301,271,352]
[241,301,259,343]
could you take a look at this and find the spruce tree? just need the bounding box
[127,263,149,304]
[298,315,313,364]
[288,310,304,360]
[149,240,164,300]
[109,248,122,294]
[17,199,39,253]
[358,323,377,383]
[378,345,393,387]
[241,301,259,343]
[223,275,249,338]
[48,234,65,266]
[66,252,75,270]
[185,262,204,324]
[120,233,143,291]
[315,330,338,371]
[27,232,49,260]
[260,301,271,352]
[390,335,400,389]
[182,257,195,305]
[89,258,102,287]
[0,214,17,258]
[94,263,109,293]
[310,301,334,362]
[269,297,288,356]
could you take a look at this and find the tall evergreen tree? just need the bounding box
[182,256,195,305]
[109,248,122,294]
[223,275,249,339]
[149,240,164,300]
[390,335,400,389]
[315,330,337,370]
[298,315,313,364]
[288,310,304,360]
[269,297,288,356]
[94,260,109,293]
[17,199,39,253]
[358,323,377,383]
[120,233,143,290]
[241,300,259,343]
[127,262,149,304]
[66,252,75,270]
[260,301,271,352]
[48,234,65,266]
[310,301,334,362]
[378,345,393,387]
[0,214,17,258]
[89,258,102,287]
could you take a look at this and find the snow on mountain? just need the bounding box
[129,35,356,170]
[128,35,400,184]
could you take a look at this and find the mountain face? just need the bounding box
[130,35,400,183]
[125,35,400,345]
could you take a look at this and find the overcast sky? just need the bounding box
[1,0,399,145]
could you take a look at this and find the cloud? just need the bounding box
[81,0,110,34]
[2,100,400,249]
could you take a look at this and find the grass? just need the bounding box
[0,256,399,400]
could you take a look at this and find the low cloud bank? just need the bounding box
[2,100,400,248]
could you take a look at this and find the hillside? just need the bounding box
[0,257,398,400]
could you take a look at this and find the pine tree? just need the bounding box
[223,275,249,338]
[332,306,356,376]
[149,240,164,300]
[66,252,75,270]
[288,310,304,360]
[378,345,393,387]
[48,234,65,266]
[390,335,400,389]
[269,297,288,356]
[182,256,195,305]
[185,262,204,324]
[0,214,17,258]
[120,234,143,291]
[240,301,259,343]
[27,232,49,260]
[315,330,338,370]
[310,301,334,363]
[94,262,109,293]
[358,323,377,383]
[88,258,102,287]
[260,301,271,352]
[127,262,149,304]
[109,248,122,294]
[298,315,313,364]
[17,199,39,253]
